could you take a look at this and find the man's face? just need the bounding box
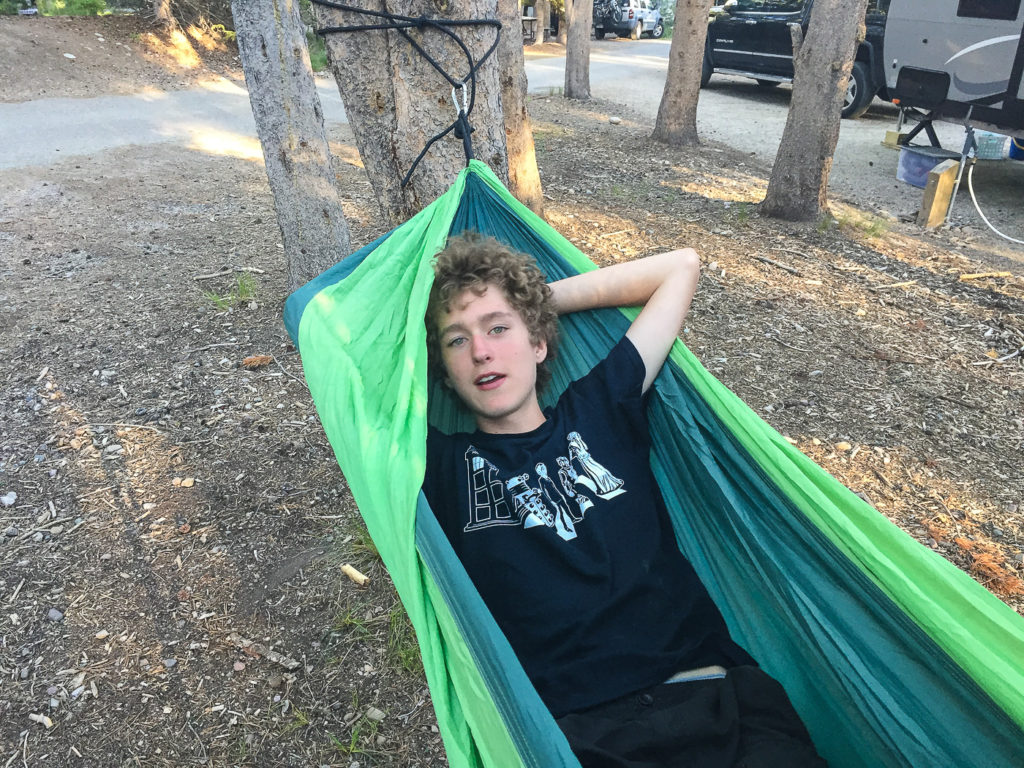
[437,284,548,434]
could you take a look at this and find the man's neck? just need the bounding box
[476,402,547,435]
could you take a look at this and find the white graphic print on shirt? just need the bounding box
[462,431,626,541]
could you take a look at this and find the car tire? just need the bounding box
[630,23,641,40]
[595,27,605,39]
[755,79,779,88]
[700,51,712,88]
[841,61,873,119]
[651,22,664,39]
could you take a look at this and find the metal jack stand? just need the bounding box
[945,106,977,226]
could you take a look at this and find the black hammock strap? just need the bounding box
[309,0,502,187]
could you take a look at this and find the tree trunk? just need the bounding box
[564,0,592,99]
[651,0,713,147]
[232,0,352,293]
[153,0,173,25]
[760,0,869,221]
[497,0,545,214]
[531,0,550,46]
[313,1,509,226]
[557,3,567,45]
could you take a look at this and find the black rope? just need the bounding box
[310,0,501,187]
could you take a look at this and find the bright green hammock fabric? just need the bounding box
[284,160,1024,768]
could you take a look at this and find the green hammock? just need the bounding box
[284,160,1024,768]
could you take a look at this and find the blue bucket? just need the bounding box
[1010,138,1024,161]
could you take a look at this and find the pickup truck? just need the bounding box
[702,0,891,118]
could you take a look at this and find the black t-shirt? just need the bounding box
[424,337,752,717]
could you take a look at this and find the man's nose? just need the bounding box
[470,334,492,362]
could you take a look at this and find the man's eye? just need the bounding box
[489,326,508,335]
[446,336,466,348]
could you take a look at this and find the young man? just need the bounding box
[423,234,825,767]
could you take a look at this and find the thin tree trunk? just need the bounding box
[760,0,869,221]
[313,1,509,225]
[557,4,567,45]
[532,0,551,46]
[564,0,592,99]
[652,0,713,147]
[497,0,544,213]
[232,0,352,293]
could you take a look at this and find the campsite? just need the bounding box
[1,8,1023,767]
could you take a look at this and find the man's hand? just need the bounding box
[549,249,700,393]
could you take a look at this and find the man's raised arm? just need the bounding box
[548,249,700,393]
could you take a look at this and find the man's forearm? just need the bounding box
[549,249,699,316]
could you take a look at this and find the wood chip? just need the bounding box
[341,563,370,587]
[228,633,301,670]
[242,355,273,369]
[29,713,53,728]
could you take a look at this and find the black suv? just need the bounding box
[702,0,890,118]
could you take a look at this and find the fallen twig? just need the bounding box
[872,280,917,291]
[755,255,802,276]
[341,563,370,587]
[959,271,1012,281]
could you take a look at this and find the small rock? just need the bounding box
[32,532,44,543]
[1,492,17,507]
[268,674,283,688]
[608,116,622,125]
[100,553,112,560]
[63,53,76,60]
[180,477,195,488]
[430,724,439,733]
[49,698,60,709]
[4,526,18,537]
[835,441,853,452]
[365,706,385,722]
[163,658,177,669]
[233,661,246,672]
[47,608,64,622]
[95,630,109,640]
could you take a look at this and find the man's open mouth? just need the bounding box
[474,374,505,389]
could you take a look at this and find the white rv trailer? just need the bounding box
[884,0,1024,139]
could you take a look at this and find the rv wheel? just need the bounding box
[841,62,873,119]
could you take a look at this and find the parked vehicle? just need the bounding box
[884,0,1024,138]
[595,0,665,40]
[701,0,890,119]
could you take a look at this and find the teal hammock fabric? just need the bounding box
[285,161,1024,768]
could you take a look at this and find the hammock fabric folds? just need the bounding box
[284,161,1024,768]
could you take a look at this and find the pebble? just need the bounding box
[233,661,246,672]
[47,608,64,622]
[365,706,385,722]
[32,532,44,543]
[608,116,621,125]
[163,658,177,669]
[3,525,18,537]
[1,491,17,506]
[49,698,60,709]
[268,674,283,688]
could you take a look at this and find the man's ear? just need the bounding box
[534,338,548,364]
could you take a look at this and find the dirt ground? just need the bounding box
[1,15,1023,768]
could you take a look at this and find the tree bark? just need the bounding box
[564,0,591,99]
[313,1,509,226]
[760,0,869,221]
[232,0,352,293]
[497,0,545,214]
[556,2,567,45]
[651,0,713,147]
[531,0,551,46]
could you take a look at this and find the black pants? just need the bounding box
[555,667,827,768]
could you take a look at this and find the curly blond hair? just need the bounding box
[425,233,559,392]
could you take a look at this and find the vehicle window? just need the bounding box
[957,0,1020,20]
[768,0,805,11]
[733,0,772,10]
[866,0,890,12]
